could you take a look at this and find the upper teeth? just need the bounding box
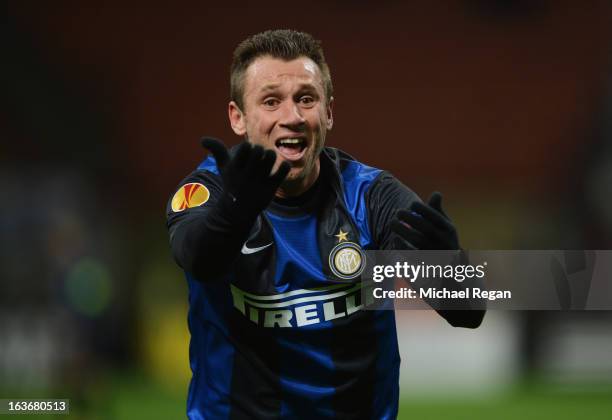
[279,138,302,145]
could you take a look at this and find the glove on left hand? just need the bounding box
[390,192,459,250]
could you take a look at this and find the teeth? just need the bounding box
[278,138,303,145]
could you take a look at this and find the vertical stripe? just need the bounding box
[329,310,378,419]
[186,276,234,420]
[267,213,336,417]
[228,315,282,419]
[372,310,400,419]
[341,160,382,248]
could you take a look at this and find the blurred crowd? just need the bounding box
[1,0,611,410]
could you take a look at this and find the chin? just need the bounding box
[281,170,305,187]
[285,169,304,183]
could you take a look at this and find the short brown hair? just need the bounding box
[230,29,333,111]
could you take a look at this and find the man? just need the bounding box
[167,29,484,420]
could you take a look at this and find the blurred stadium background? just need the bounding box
[1,1,611,418]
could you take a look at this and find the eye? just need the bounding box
[263,98,280,108]
[298,95,315,106]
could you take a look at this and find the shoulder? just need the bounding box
[322,147,417,197]
[365,171,420,205]
[174,155,223,193]
[321,147,420,209]
[322,147,383,187]
[166,157,223,216]
[196,155,220,175]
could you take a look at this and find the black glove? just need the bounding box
[169,137,289,282]
[390,193,484,328]
[390,192,459,250]
[201,137,290,226]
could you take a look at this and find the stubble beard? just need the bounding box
[278,141,324,197]
[274,126,327,197]
[279,160,315,196]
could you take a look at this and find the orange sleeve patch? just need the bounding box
[171,183,210,212]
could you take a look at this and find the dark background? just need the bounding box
[1,1,611,419]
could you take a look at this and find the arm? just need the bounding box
[166,170,248,281]
[166,138,289,282]
[366,174,485,328]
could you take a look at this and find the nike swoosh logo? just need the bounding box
[241,242,273,255]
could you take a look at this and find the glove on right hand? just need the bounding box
[201,137,290,222]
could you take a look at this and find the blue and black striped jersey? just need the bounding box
[167,147,420,419]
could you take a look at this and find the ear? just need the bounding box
[326,96,334,130]
[228,101,246,136]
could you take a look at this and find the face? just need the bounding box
[228,55,333,197]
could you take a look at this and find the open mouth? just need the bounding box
[275,137,307,161]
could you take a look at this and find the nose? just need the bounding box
[279,101,306,129]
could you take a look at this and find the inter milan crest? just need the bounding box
[329,240,366,280]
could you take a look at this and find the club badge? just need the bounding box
[329,241,366,280]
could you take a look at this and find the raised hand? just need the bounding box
[201,137,290,217]
[390,192,459,250]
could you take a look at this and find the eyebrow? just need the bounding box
[257,82,318,94]
[258,83,281,93]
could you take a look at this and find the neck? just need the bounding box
[275,159,320,199]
